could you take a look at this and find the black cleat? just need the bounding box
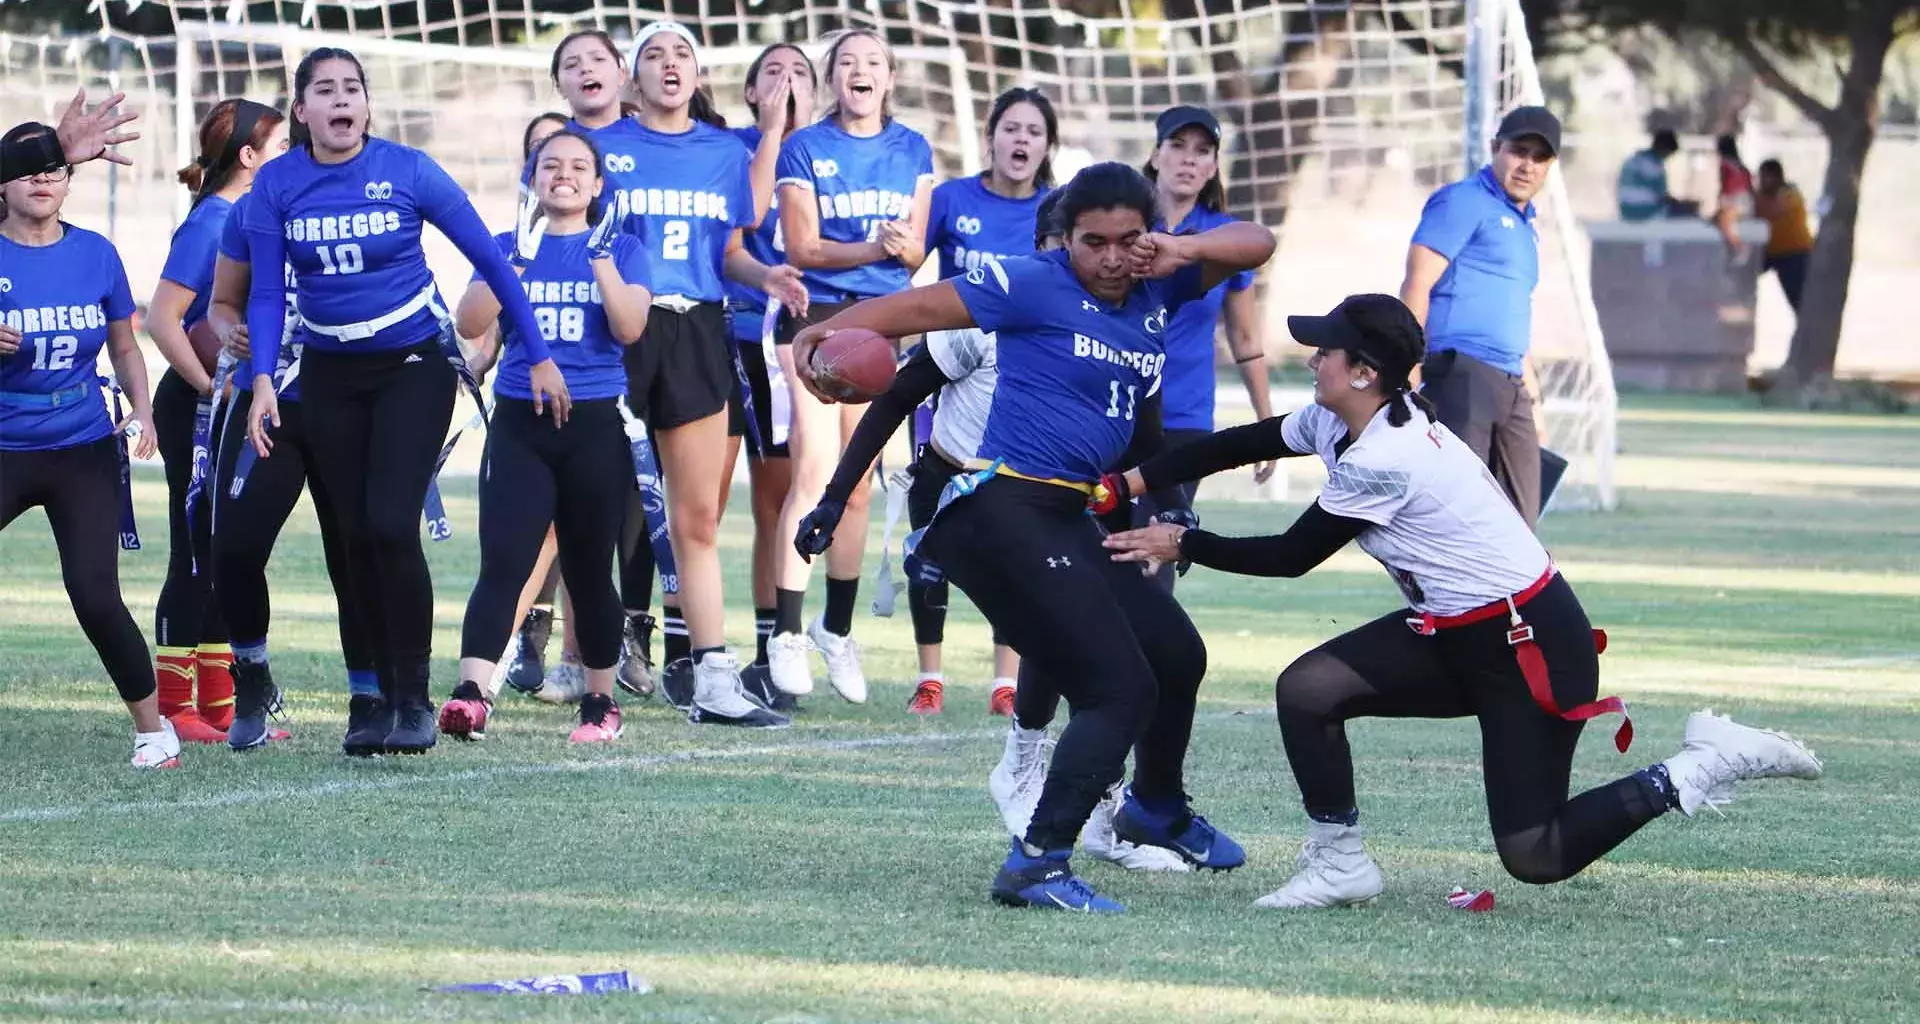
[342,694,392,758]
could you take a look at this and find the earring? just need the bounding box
[1349,378,1369,390]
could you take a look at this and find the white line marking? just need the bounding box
[0,729,1000,825]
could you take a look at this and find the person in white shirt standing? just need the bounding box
[1103,293,1824,909]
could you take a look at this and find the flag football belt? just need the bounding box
[1406,566,1633,753]
[963,459,1095,496]
[651,293,702,314]
[0,382,93,408]
[303,285,436,342]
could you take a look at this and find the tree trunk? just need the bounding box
[1774,7,1896,398]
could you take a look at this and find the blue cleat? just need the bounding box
[1112,790,1246,871]
[990,841,1124,914]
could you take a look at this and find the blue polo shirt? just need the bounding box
[1410,164,1538,375]
[1155,204,1255,431]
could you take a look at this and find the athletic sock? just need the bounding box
[1633,763,1680,812]
[347,669,381,698]
[692,645,726,665]
[231,639,269,665]
[773,588,805,635]
[194,643,235,721]
[1134,791,1188,818]
[662,605,690,663]
[155,646,196,717]
[1309,808,1361,827]
[824,576,859,636]
[753,606,776,665]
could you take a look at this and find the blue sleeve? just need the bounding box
[616,234,653,291]
[414,154,552,365]
[242,207,289,379]
[951,255,1049,335]
[925,183,948,253]
[775,135,812,190]
[912,132,935,180]
[470,231,514,284]
[1163,262,1207,320]
[102,245,135,321]
[1227,266,1255,293]
[160,215,220,291]
[1410,185,1478,262]
[729,153,754,230]
[219,200,250,262]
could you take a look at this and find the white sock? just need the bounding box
[918,672,943,684]
[991,676,1016,690]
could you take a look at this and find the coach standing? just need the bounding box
[1399,105,1558,527]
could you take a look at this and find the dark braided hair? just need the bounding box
[1340,294,1435,428]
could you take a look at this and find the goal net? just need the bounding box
[4,0,1615,511]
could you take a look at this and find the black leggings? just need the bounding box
[152,370,227,649]
[462,398,629,671]
[904,446,1005,651]
[925,477,1208,851]
[298,341,455,683]
[210,395,372,670]
[0,438,154,702]
[1276,576,1666,884]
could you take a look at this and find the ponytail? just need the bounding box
[1385,385,1436,428]
[688,87,728,130]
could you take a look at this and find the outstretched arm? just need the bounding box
[1106,501,1369,579]
[1122,415,1309,496]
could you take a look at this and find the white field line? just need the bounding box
[0,729,1002,826]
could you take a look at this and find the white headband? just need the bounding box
[629,21,702,73]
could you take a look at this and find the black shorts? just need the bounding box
[624,302,734,432]
[734,337,788,459]
[775,300,856,346]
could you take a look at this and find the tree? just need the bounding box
[1538,0,1920,401]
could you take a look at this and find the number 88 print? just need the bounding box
[534,306,587,343]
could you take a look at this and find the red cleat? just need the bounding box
[988,684,1016,717]
[569,693,622,744]
[907,678,944,716]
[439,681,491,741]
[166,708,228,745]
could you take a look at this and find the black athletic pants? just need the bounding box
[210,395,372,670]
[1276,576,1666,883]
[923,476,1207,851]
[463,398,629,672]
[0,438,154,702]
[152,370,227,649]
[298,340,455,695]
[904,445,1005,651]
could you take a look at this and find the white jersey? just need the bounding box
[1283,402,1549,616]
[924,326,1000,462]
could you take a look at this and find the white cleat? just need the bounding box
[765,631,815,697]
[529,657,587,705]
[1254,822,1385,909]
[1663,709,1823,818]
[1083,784,1193,873]
[131,719,183,770]
[988,724,1053,838]
[690,650,790,728]
[808,616,868,704]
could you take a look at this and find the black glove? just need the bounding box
[1150,507,1199,576]
[794,498,846,561]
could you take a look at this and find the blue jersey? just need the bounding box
[724,125,785,341]
[926,175,1047,281]
[1410,164,1539,375]
[159,195,234,331]
[776,118,934,302]
[0,225,135,451]
[242,137,549,377]
[580,118,751,303]
[479,229,650,403]
[955,250,1204,483]
[1155,204,1256,431]
[221,193,302,400]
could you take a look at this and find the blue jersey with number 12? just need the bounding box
[955,250,1204,483]
[0,225,135,451]
[776,118,934,302]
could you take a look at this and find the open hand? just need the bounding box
[528,358,572,427]
[54,89,139,167]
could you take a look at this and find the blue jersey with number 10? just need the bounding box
[776,118,934,302]
[479,229,651,402]
[583,118,752,304]
[926,174,1047,281]
[956,250,1204,483]
[0,225,135,452]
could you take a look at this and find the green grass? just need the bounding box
[1,396,1917,1023]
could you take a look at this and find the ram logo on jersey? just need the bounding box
[813,158,840,178]
[364,181,394,200]
[954,215,983,236]
[286,210,404,242]
[0,278,11,293]
[1142,307,1168,336]
[1072,333,1166,378]
[2,302,109,334]
[606,153,638,174]
[609,187,734,224]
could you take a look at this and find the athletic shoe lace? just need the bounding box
[908,679,943,712]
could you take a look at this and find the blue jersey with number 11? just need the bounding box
[0,225,135,451]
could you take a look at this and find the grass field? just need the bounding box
[2,395,1917,1024]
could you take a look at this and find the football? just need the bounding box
[809,328,897,404]
[186,318,224,375]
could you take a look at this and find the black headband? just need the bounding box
[199,100,276,194]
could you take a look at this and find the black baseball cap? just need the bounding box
[1288,294,1425,380]
[1155,105,1220,146]
[1495,105,1561,156]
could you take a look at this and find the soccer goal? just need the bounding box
[7,0,1615,511]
